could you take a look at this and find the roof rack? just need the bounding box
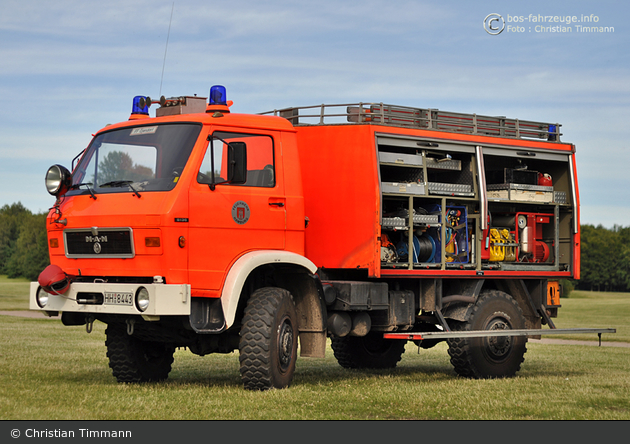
[260,103,562,142]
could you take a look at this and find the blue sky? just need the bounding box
[1,0,628,227]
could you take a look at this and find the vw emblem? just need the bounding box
[93,242,102,254]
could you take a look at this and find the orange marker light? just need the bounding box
[145,237,161,248]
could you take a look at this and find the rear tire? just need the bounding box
[331,331,406,369]
[239,287,299,390]
[105,323,175,383]
[447,290,527,379]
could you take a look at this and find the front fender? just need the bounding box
[221,250,317,329]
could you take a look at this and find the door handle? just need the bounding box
[269,202,285,207]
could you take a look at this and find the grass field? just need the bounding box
[545,290,630,343]
[0,275,30,311]
[1,277,628,420]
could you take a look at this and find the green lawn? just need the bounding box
[550,290,630,343]
[0,275,30,311]
[1,277,628,420]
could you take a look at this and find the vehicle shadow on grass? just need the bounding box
[154,368,457,390]
[290,358,460,388]
[59,369,244,389]
[54,344,597,389]
[57,359,591,392]
[82,360,459,390]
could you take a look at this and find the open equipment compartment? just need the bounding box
[481,146,577,272]
[377,136,478,270]
[376,131,577,274]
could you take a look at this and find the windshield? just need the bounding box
[68,123,201,196]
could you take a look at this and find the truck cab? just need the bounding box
[32,87,326,390]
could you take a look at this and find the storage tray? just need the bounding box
[382,214,439,228]
[379,151,423,166]
[487,188,553,203]
[487,183,553,192]
[382,182,426,195]
[428,182,473,196]
[413,214,439,224]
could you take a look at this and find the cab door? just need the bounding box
[188,129,286,294]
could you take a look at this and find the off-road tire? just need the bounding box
[239,287,299,390]
[105,323,175,383]
[331,331,406,369]
[447,290,527,379]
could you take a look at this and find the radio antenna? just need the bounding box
[159,2,175,97]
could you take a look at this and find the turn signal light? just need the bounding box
[145,237,161,247]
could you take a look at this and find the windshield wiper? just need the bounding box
[99,180,141,198]
[71,182,97,200]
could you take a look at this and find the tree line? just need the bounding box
[578,224,630,292]
[1,202,629,293]
[0,203,49,281]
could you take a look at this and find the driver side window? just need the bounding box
[198,131,275,187]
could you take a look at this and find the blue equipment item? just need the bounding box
[396,234,436,263]
[397,235,420,263]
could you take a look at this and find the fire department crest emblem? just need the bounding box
[231,201,250,225]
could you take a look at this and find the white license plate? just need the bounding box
[104,292,134,306]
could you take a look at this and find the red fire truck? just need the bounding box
[31,85,614,390]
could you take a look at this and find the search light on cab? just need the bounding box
[45,165,72,196]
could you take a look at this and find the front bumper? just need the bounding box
[30,281,191,317]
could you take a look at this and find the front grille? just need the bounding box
[65,228,134,258]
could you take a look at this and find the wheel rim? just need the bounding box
[483,317,512,361]
[277,316,294,372]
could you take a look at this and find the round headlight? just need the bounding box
[45,164,72,196]
[135,287,150,312]
[36,286,49,308]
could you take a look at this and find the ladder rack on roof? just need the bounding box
[260,103,562,142]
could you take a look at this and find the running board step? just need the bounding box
[384,328,616,343]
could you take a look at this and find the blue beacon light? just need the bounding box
[130,96,150,120]
[207,85,231,114]
[209,85,227,105]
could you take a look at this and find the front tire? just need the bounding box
[331,331,406,369]
[105,323,175,383]
[447,290,527,379]
[239,287,299,390]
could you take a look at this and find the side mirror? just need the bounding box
[226,142,247,185]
